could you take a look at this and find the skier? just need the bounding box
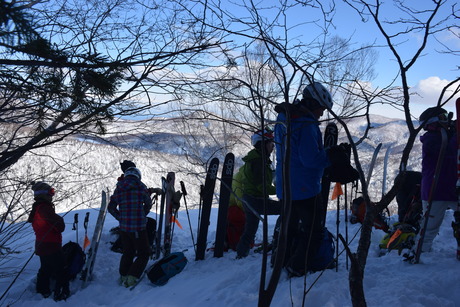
[236,129,281,258]
[415,107,458,255]
[274,81,347,276]
[28,181,69,301]
[108,167,152,287]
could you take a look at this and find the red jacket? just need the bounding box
[29,201,65,256]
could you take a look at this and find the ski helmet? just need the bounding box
[120,160,136,173]
[251,129,274,146]
[419,107,448,126]
[124,167,142,180]
[31,181,55,202]
[302,82,333,109]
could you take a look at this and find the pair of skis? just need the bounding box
[155,172,177,259]
[456,98,460,260]
[195,152,235,260]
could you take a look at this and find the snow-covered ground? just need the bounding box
[1,205,459,307]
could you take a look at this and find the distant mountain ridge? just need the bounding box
[6,114,421,219]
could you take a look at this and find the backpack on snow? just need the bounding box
[350,196,390,232]
[110,217,157,253]
[379,174,422,254]
[147,252,187,286]
[309,228,336,272]
[62,241,86,280]
[270,220,335,273]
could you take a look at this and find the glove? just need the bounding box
[327,164,360,184]
[327,144,349,166]
[172,191,182,210]
[338,143,351,158]
[148,187,163,195]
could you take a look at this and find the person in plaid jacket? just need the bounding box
[108,167,152,287]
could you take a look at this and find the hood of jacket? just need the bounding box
[242,148,272,164]
[116,176,144,192]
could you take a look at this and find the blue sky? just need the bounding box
[327,0,459,119]
[142,0,459,121]
[218,0,459,119]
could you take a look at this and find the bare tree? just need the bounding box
[167,0,459,306]
[340,1,460,306]
[0,0,226,288]
[0,0,223,175]
[167,1,384,305]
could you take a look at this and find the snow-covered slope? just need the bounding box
[1,206,458,307]
[1,114,458,307]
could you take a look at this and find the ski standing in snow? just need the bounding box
[195,157,219,260]
[163,172,176,257]
[454,98,460,260]
[320,122,338,224]
[214,152,235,257]
[81,191,109,287]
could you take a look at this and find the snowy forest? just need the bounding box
[1,0,459,306]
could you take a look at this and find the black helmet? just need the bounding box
[120,160,136,173]
[419,107,448,126]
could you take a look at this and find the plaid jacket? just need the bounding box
[108,176,152,232]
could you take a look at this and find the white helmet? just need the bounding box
[124,167,141,180]
[251,129,274,146]
[302,82,333,109]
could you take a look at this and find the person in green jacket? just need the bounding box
[236,129,281,258]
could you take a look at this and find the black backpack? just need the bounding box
[110,217,157,253]
[62,241,86,280]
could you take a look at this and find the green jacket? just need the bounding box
[239,148,276,198]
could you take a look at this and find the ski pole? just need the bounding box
[83,212,90,250]
[149,190,159,259]
[155,177,167,260]
[73,213,79,244]
[170,206,179,249]
[180,181,196,254]
[345,184,348,270]
[336,193,340,272]
[197,184,204,239]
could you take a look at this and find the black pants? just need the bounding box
[36,250,69,296]
[236,194,280,258]
[120,230,150,278]
[286,194,325,273]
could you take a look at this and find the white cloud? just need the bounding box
[410,76,459,105]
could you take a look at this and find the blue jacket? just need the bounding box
[275,110,329,200]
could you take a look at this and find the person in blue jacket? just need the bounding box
[274,81,333,276]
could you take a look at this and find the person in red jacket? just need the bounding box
[28,181,69,301]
